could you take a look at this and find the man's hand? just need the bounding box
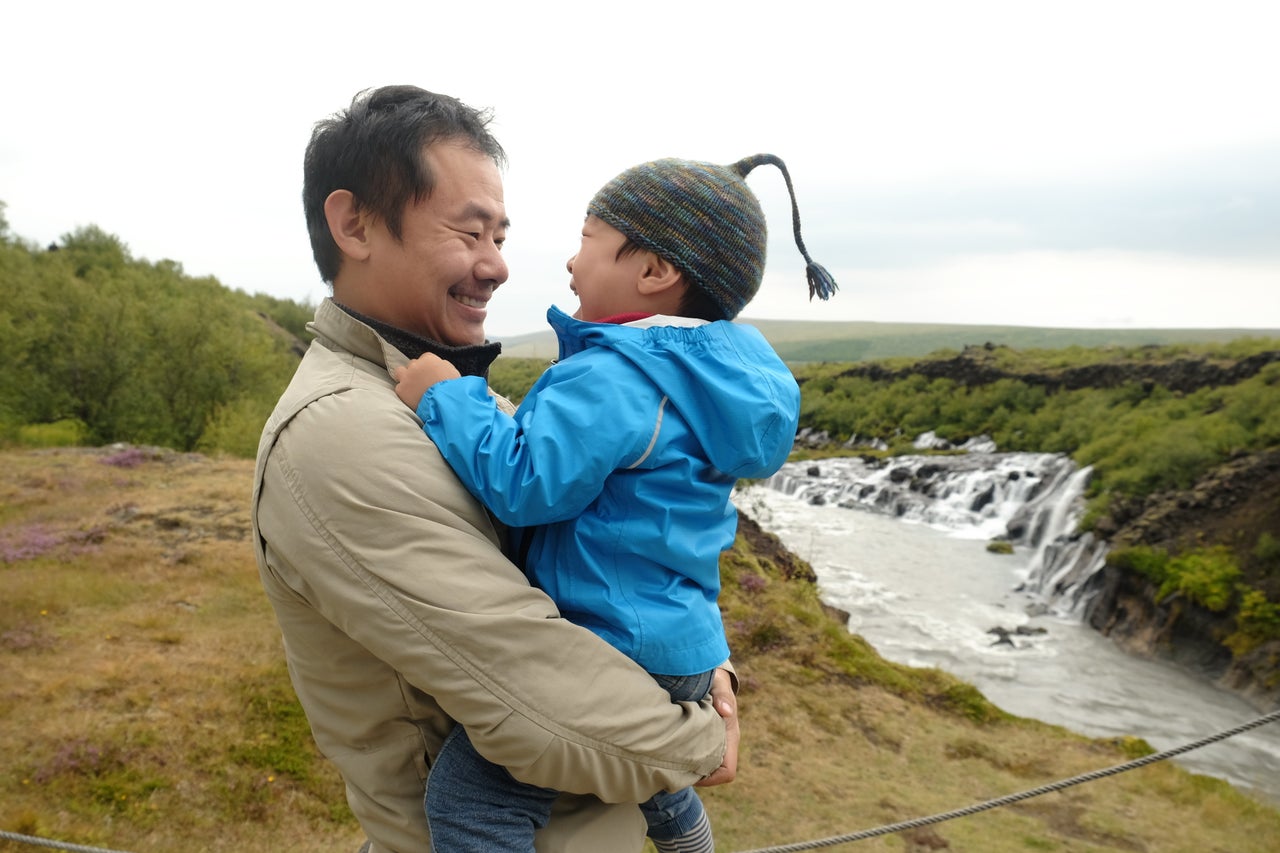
[695,668,738,787]
[394,353,462,410]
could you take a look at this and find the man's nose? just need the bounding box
[477,243,509,285]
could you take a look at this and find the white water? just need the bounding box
[737,456,1280,804]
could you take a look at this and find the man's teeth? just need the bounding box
[454,294,486,309]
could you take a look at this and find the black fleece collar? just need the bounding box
[337,304,503,379]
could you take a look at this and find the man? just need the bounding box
[251,85,737,853]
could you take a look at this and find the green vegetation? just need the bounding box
[1231,590,1280,659]
[0,216,309,457]
[488,355,552,405]
[1109,545,1241,612]
[1109,544,1280,655]
[791,353,1280,514]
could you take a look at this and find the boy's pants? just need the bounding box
[425,670,716,852]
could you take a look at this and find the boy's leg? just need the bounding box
[640,787,714,853]
[425,724,559,853]
[640,671,717,853]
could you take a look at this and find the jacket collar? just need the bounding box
[546,305,710,360]
[308,298,502,378]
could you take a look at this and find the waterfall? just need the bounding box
[763,436,1108,616]
[1016,466,1109,614]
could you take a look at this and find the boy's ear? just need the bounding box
[636,254,685,296]
[324,189,373,262]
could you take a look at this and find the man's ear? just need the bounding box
[324,190,373,262]
[636,254,686,297]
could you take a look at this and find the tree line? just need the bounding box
[0,204,306,458]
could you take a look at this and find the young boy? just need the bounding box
[395,154,837,852]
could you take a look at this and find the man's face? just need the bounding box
[366,141,509,346]
[566,216,650,322]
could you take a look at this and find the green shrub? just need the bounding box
[1113,545,1241,612]
[1226,589,1280,655]
[1254,532,1280,566]
[197,398,276,459]
[1108,545,1172,585]
[489,357,548,404]
[14,418,89,448]
[1164,547,1241,612]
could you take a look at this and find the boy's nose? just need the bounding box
[566,254,577,273]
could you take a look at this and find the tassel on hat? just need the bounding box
[587,153,838,320]
[730,154,839,303]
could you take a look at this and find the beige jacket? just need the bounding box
[251,299,726,852]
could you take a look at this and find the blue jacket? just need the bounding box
[417,306,800,675]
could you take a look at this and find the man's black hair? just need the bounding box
[303,85,507,284]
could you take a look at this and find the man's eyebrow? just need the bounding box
[461,203,511,230]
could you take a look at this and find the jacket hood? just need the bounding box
[546,305,799,478]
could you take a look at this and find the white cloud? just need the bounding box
[2,0,1278,336]
[736,250,1280,331]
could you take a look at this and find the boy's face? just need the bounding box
[566,216,652,322]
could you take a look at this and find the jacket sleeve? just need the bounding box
[256,383,725,801]
[416,364,655,526]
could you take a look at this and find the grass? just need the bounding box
[0,447,359,853]
[2,446,1279,852]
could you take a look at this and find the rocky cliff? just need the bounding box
[1086,447,1280,709]
[846,344,1280,394]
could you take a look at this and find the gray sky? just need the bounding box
[3,0,1277,337]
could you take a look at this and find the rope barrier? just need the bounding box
[0,831,133,853]
[3,709,1277,853]
[731,707,1280,853]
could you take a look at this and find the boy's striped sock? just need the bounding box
[650,809,714,853]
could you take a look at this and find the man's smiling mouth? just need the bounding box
[452,293,488,309]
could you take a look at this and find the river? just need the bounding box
[736,455,1280,805]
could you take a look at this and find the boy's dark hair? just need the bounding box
[303,85,507,284]
[615,238,726,322]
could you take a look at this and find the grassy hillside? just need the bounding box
[494,318,1280,363]
[2,446,1278,852]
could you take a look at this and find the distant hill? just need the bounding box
[494,319,1280,363]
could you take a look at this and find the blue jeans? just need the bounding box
[425,669,715,852]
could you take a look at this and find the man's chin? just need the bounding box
[443,305,488,346]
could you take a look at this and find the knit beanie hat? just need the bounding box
[586,153,838,320]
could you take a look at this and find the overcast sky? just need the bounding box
[3,0,1277,338]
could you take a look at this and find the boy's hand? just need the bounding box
[393,353,462,410]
